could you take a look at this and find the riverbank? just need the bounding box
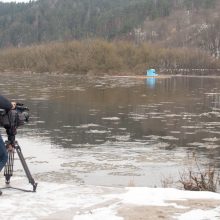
[0,39,219,75]
[1,179,220,220]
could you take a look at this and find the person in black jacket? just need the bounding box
[0,95,16,195]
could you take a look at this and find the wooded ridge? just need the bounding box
[0,0,219,57]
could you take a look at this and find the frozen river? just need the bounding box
[1,72,220,188]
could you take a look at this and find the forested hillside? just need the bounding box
[0,0,219,56]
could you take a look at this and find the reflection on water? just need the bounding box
[145,78,156,88]
[1,72,220,187]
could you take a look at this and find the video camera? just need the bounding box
[0,103,29,144]
[0,103,29,129]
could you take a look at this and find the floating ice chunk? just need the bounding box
[86,130,110,134]
[200,112,220,117]
[112,135,130,141]
[202,137,219,142]
[160,136,179,140]
[36,121,45,124]
[102,117,120,121]
[188,142,203,146]
[76,124,100,128]
[181,126,202,129]
[170,131,181,134]
[205,144,220,149]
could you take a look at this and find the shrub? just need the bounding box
[179,158,219,192]
[0,39,219,74]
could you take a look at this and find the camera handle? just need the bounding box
[3,141,37,192]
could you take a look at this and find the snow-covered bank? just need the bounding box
[0,179,220,220]
[0,136,219,219]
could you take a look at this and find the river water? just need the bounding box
[1,72,220,188]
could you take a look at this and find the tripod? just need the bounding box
[3,140,37,192]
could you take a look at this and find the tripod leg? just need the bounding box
[4,150,14,184]
[15,142,37,192]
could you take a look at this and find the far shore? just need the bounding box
[0,39,219,75]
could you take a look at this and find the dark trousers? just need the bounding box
[0,134,8,172]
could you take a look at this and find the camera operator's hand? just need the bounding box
[11,102,16,109]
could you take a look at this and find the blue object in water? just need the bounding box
[146,69,158,77]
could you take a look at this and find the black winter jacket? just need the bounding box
[0,95,12,111]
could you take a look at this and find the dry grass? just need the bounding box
[0,39,218,74]
[179,156,219,192]
[161,174,176,188]
[179,167,218,192]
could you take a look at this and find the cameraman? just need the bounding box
[0,95,16,195]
